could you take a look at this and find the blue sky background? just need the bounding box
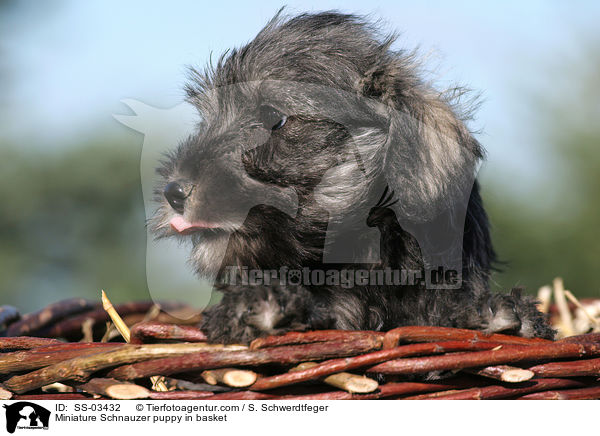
[2,0,599,187]
[1,1,600,310]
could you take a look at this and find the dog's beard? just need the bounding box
[189,230,231,279]
[150,205,231,279]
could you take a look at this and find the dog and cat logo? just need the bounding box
[3,402,50,433]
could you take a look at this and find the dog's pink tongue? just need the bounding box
[170,216,219,234]
[170,216,195,234]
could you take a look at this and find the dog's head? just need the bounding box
[152,11,483,278]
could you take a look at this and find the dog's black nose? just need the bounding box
[164,181,186,213]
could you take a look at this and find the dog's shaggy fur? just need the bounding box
[153,11,555,344]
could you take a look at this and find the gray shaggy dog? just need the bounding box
[153,11,555,344]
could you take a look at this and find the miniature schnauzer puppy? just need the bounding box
[152,11,555,343]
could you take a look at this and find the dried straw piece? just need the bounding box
[101,291,131,342]
[81,318,95,342]
[537,285,553,314]
[565,290,600,329]
[553,277,575,337]
[36,303,184,340]
[102,290,168,392]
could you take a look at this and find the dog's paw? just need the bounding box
[243,285,313,336]
[200,285,314,344]
[478,289,555,339]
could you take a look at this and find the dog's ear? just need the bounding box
[360,58,482,222]
[360,58,484,288]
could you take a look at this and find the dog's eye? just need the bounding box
[259,105,287,131]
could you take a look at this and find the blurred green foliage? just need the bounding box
[0,137,149,310]
[487,50,600,298]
